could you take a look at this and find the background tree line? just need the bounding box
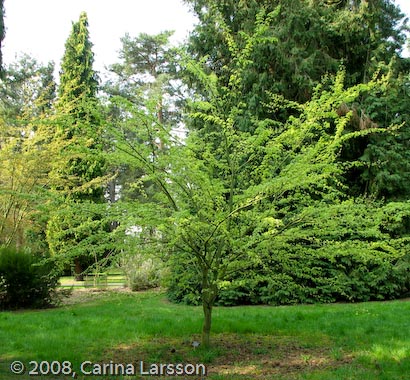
[1,0,410,346]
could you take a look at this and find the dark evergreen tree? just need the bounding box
[183,0,410,199]
[183,0,408,125]
[357,63,410,199]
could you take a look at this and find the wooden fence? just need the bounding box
[59,272,127,289]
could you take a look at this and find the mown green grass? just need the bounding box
[59,273,126,289]
[1,290,409,379]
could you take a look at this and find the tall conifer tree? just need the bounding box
[57,12,98,117]
[49,12,107,279]
[55,11,104,202]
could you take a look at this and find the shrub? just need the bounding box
[120,253,165,291]
[166,200,410,306]
[256,243,410,305]
[0,247,61,310]
[166,243,410,306]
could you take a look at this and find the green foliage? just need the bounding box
[183,0,410,202]
[49,111,108,202]
[54,12,106,202]
[0,67,59,264]
[46,200,119,276]
[106,30,181,126]
[0,100,56,249]
[168,58,407,310]
[47,12,111,277]
[0,55,56,119]
[0,247,61,310]
[358,64,410,199]
[170,200,410,306]
[109,0,408,344]
[169,250,410,306]
[115,220,169,292]
[106,11,295,345]
[255,246,409,305]
[166,252,202,305]
[2,0,410,358]
[112,6,389,345]
[112,30,176,79]
[105,30,183,209]
[184,0,408,122]
[57,12,98,118]
[0,0,4,77]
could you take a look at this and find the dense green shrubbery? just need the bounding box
[167,245,410,306]
[0,247,61,310]
[167,200,410,306]
[260,244,410,305]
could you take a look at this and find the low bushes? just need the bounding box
[0,247,60,310]
[120,253,166,291]
[257,244,410,305]
[167,200,410,306]
[167,243,410,306]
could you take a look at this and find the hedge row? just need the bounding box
[167,242,410,306]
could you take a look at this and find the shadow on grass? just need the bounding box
[100,333,354,380]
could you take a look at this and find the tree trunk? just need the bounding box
[202,298,213,348]
[74,258,84,281]
[201,270,218,348]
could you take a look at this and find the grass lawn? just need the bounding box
[1,289,410,379]
[59,273,126,289]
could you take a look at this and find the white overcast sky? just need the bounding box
[2,0,197,74]
[2,0,410,77]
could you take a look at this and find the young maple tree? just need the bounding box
[108,7,387,347]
